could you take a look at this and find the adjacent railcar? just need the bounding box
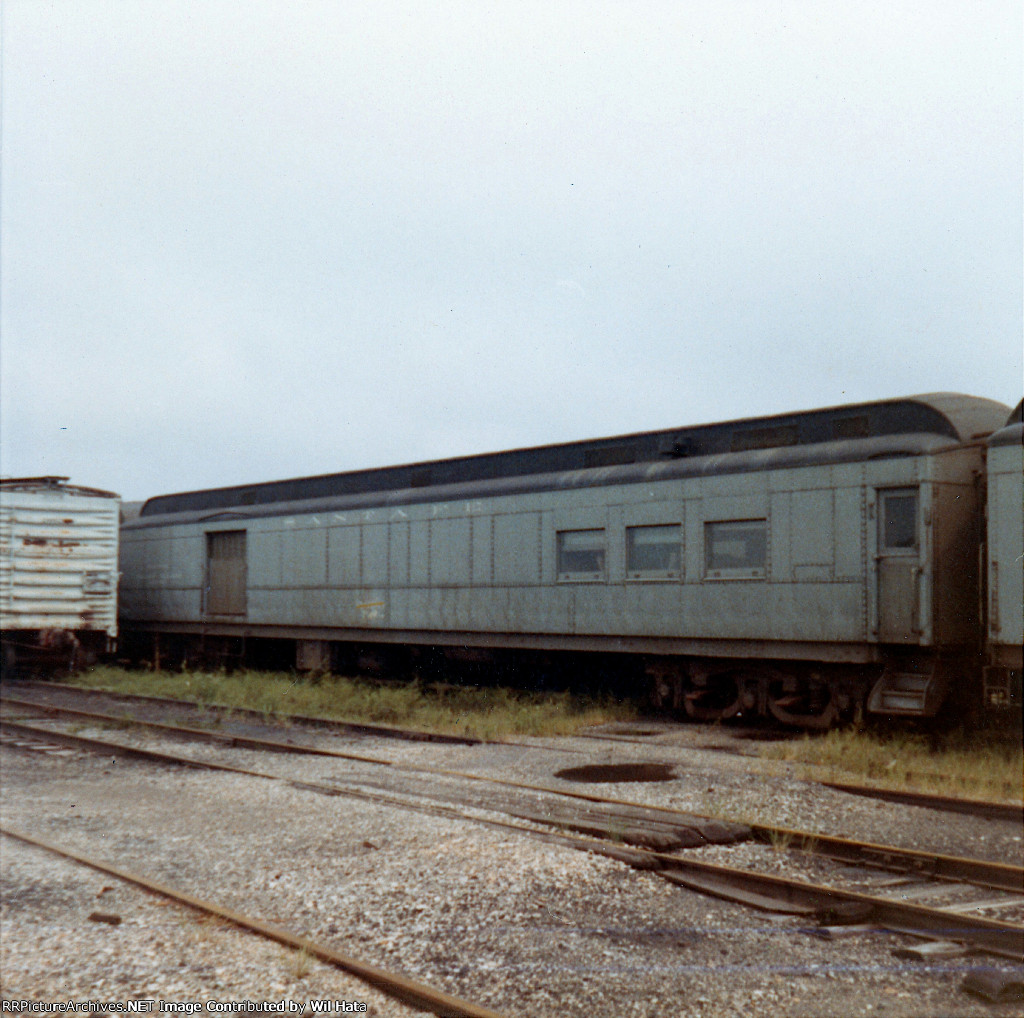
[119,393,1011,726]
[1,477,121,673]
[984,401,1023,709]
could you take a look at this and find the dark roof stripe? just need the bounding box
[139,393,1009,518]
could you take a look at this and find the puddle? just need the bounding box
[554,762,677,783]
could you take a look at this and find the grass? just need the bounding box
[766,827,795,853]
[760,724,1023,803]
[183,912,232,945]
[65,665,637,740]
[286,947,313,982]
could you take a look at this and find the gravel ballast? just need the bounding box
[2,715,1022,1017]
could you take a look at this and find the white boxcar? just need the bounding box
[0,477,120,671]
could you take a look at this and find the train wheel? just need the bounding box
[683,671,743,723]
[767,674,839,729]
[647,661,685,711]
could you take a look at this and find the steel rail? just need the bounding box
[3,718,1022,961]
[1,682,583,755]
[9,679,482,745]
[573,729,1024,824]
[4,698,1021,895]
[652,863,1024,961]
[820,780,1023,824]
[0,825,507,1018]
[743,824,1023,894]
[0,717,309,777]
[0,694,397,766]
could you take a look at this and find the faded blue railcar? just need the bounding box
[983,401,1024,709]
[119,393,1011,726]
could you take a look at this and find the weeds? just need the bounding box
[800,834,820,856]
[66,665,637,740]
[760,725,1023,802]
[286,947,313,982]
[184,912,231,945]
[766,828,795,853]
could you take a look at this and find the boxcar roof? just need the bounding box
[139,393,1009,518]
[0,477,119,499]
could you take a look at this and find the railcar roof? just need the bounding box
[988,400,1024,449]
[0,476,120,499]
[139,393,1009,517]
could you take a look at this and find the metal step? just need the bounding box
[867,660,951,717]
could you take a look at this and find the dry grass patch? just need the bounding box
[68,665,636,740]
[761,725,1022,803]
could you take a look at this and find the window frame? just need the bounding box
[625,523,682,581]
[878,488,919,555]
[556,528,607,582]
[704,518,768,580]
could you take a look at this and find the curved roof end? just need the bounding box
[906,393,1012,441]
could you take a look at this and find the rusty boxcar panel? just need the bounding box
[0,477,120,641]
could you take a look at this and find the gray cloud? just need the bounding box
[2,1,1020,498]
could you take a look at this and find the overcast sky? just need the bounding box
[1,2,1020,500]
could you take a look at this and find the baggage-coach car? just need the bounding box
[119,393,1016,727]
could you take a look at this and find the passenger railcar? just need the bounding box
[119,393,1014,726]
[1,477,120,673]
[983,401,1023,709]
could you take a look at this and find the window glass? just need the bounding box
[557,529,606,578]
[881,491,918,551]
[626,524,681,576]
[705,520,767,577]
[730,424,799,452]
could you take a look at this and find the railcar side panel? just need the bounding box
[987,421,1024,668]
[121,448,974,654]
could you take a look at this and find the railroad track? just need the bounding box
[1,679,588,755]
[818,779,1023,823]
[3,712,1022,962]
[12,680,1019,819]
[4,692,1019,880]
[576,722,1024,824]
[0,824,507,1018]
[3,678,483,744]
[4,690,1021,888]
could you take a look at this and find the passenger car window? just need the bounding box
[557,529,606,580]
[880,490,918,552]
[626,524,681,578]
[705,520,767,579]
